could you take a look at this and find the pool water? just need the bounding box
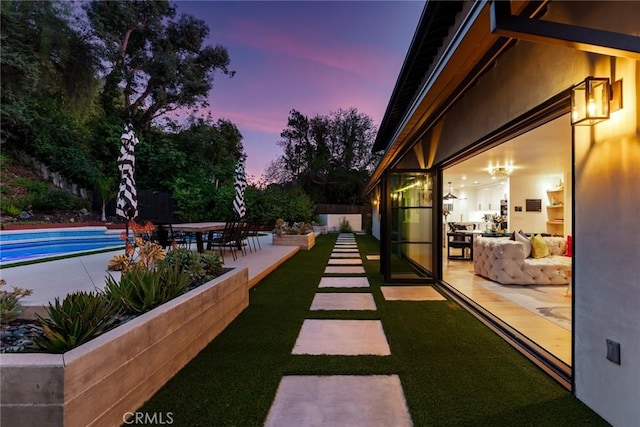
[0,227,125,265]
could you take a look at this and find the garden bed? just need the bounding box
[0,266,248,427]
[272,232,315,250]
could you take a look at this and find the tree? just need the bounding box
[1,0,97,145]
[95,176,117,221]
[85,0,234,129]
[272,108,380,204]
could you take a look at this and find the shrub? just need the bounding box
[339,217,353,233]
[107,221,166,271]
[0,279,33,324]
[162,248,223,283]
[1,202,22,217]
[199,251,224,278]
[105,263,191,315]
[13,177,48,196]
[32,188,83,211]
[33,291,121,353]
[273,218,312,235]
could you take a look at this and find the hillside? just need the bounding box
[1,154,105,227]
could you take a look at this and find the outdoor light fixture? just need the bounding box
[443,182,458,200]
[571,77,611,126]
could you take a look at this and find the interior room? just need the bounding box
[442,114,573,365]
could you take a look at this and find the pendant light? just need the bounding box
[444,182,458,200]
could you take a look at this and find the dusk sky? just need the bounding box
[173,1,426,181]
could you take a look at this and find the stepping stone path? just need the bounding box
[266,233,414,426]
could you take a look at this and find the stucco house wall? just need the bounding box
[424,4,639,424]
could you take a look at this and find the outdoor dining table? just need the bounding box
[170,222,226,253]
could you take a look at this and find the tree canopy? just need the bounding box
[266,108,380,205]
[84,0,234,129]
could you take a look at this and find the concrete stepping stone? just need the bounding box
[310,293,376,311]
[292,319,390,355]
[332,249,359,253]
[330,253,361,258]
[381,286,446,301]
[328,258,362,265]
[265,375,412,427]
[324,266,365,275]
[366,254,380,261]
[319,277,370,288]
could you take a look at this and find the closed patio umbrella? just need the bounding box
[116,123,139,222]
[232,157,247,219]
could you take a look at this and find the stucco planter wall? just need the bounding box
[272,232,315,250]
[0,267,248,427]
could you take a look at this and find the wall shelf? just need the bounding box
[546,189,564,235]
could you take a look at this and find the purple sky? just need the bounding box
[174,1,425,181]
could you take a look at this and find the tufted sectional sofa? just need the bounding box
[473,236,571,285]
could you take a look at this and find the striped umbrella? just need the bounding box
[116,123,139,221]
[232,158,247,219]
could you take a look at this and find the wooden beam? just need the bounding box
[490,1,640,60]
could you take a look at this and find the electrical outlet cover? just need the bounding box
[606,339,621,365]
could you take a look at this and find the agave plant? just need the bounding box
[105,263,191,315]
[33,291,121,353]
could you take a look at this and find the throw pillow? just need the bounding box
[565,235,573,257]
[509,231,516,241]
[530,234,549,258]
[515,231,532,258]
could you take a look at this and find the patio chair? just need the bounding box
[207,221,239,262]
[235,221,252,256]
[168,224,192,249]
[248,221,262,252]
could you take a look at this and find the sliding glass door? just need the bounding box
[385,171,435,281]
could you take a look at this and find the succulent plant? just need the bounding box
[0,279,33,324]
[33,291,121,353]
[105,263,191,315]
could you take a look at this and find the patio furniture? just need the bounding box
[207,221,240,262]
[170,222,226,253]
[248,221,262,252]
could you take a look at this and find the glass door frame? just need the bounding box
[381,167,442,283]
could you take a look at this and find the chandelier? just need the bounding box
[488,163,514,178]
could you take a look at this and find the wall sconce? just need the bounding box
[571,76,611,126]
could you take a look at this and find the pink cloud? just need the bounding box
[224,17,402,85]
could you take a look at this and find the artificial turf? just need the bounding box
[139,233,606,426]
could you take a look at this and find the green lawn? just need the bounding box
[139,234,606,426]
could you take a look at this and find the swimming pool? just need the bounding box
[0,227,125,265]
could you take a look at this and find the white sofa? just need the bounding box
[473,236,571,285]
